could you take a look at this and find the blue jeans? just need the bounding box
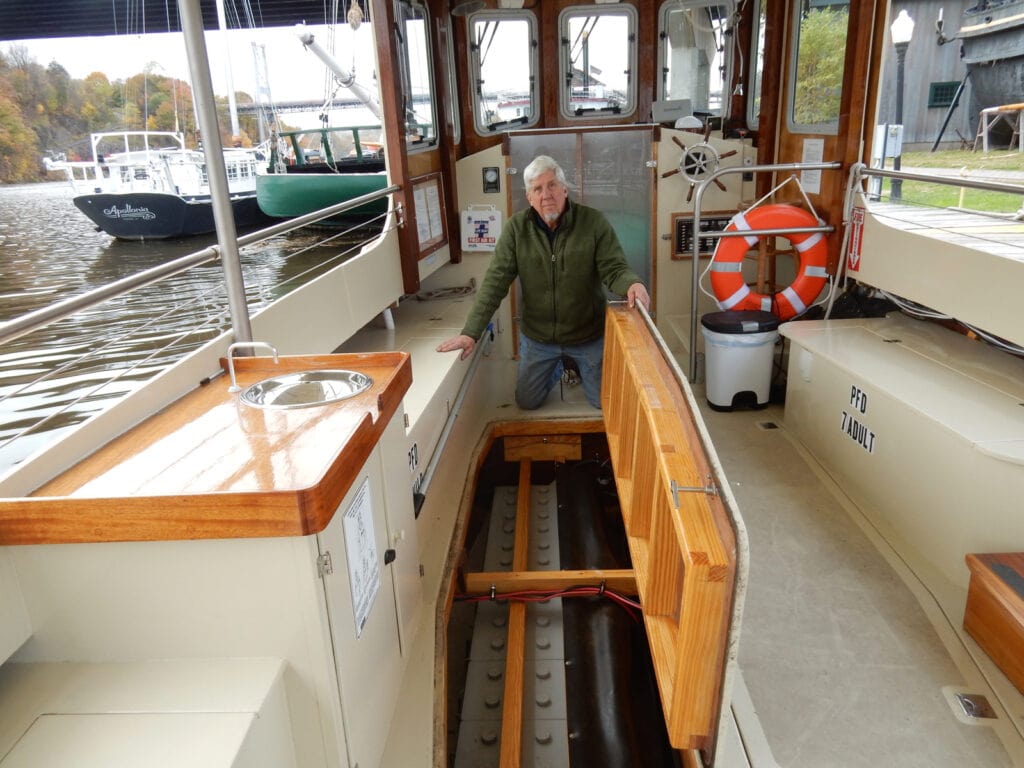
[516,333,604,410]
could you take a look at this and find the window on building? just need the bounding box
[928,81,959,109]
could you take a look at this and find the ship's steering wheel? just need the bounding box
[661,125,739,202]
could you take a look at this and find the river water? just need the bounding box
[0,181,370,475]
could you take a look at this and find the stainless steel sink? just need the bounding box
[239,369,373,409]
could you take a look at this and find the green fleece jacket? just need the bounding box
[461,201,641,346]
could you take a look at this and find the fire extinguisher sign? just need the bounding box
[847,206,865,272]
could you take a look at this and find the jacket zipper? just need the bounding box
[550,249,557,342]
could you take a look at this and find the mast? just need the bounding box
[294,23,383,122]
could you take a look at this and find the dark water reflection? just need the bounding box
[0,181,375,474]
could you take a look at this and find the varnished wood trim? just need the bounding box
[1,354,412,545]
[463,569,637,595]
[602,305,736,751]
[498,460,532,768]
[964,552,1024,694]
[502,434,582,463]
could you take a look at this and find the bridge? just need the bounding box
[236,99,368,116]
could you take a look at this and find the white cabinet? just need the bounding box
[316,408,422,768]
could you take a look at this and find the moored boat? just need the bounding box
[256,125,388,219]
[45,131,274,240]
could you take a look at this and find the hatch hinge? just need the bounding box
[670,476,718,507]
[316,551,334,578]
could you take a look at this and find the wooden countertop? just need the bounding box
[0,352,411,545]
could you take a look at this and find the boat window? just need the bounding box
[747,0,767,129]
[558,5,637,120]
[788,0,849,134]
[468,11,538,134]
[396,0,438,149]
[657,0,732,120]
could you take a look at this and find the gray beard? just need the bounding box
[543,211,560,223]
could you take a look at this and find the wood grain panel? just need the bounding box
[499,460,532,768]
[964,552,1024,695]
[503,434,582,463]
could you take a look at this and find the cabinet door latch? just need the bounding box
[316,551,334,577]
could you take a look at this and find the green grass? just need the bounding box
[902,149,1024,171]
[883,149,1024,213]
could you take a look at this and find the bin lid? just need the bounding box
[701,310,780,334]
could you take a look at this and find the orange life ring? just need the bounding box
[709,204,829,321]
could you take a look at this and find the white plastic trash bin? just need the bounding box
[700,310,780,410]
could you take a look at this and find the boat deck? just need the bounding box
[699,398,1022,768]
[868,201,1024,261]
[855,197,1024,350]
[341,280,1023,767]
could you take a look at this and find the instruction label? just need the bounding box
[840,384,876,454]
[343,476,380,638]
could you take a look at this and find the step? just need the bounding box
[0,658,294,768]
[964,552,1024,697]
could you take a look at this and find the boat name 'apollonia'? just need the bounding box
[103,204,157,221]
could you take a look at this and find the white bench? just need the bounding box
[781,313,1024,589]
[0,658,294,768]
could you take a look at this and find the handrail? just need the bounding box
[689,161,842,380]
[856,165,1024,196]
[0,184,399,347]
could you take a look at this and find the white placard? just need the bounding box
[413,176,445,248]
[460,206,503,251]
[413,186,432,246]
[425,182,444,240]
[800,138,825,195]
[343,476,380,638]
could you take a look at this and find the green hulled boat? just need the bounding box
[256,125,389,220]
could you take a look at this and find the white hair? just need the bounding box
[523,155,569,190]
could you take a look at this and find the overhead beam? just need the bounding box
[0,1,343,42]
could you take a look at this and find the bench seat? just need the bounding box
[0,658,294,768]
[780,313,1024,589]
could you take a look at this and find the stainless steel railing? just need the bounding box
[0,185,399,347]
[0,187,399,472]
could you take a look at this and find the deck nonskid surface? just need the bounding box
[696,397,1017,768]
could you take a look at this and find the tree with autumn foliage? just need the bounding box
[0,45,263,182]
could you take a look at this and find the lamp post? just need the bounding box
[890,9,914,200]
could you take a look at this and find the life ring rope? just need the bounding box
[706,203,831,321]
